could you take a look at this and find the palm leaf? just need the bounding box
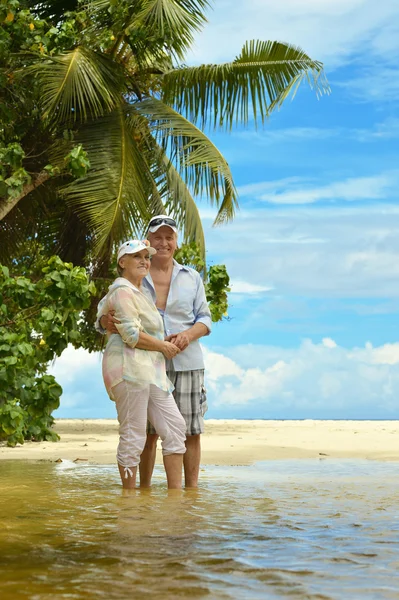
[162,40,330,129]
[134,97,237,224]
[60,107,165,257]
[134,0,209,41]
[88,0,209,61]
[25,47,126,124]
[150,145,206,251]
[129,0,210,61]
[122,115,205,249]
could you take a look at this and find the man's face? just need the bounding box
[147,226,177,260]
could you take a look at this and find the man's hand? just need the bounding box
[100,310,120,335]
[165,331,191,352]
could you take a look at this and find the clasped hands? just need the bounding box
[100,311,190,359]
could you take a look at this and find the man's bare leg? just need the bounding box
[184,434,201,488]
[139,433,158,487]
[118,464,137,489]
[163,453,184,489]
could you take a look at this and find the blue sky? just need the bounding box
[52,0,399,420]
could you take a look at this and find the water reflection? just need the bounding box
[0,460,398,599]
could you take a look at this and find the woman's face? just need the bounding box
[119,249,151,283]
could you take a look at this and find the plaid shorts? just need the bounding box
[147,369,208,436]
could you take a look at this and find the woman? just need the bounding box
[99,239,186,489]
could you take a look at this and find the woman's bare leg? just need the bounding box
[147,386,186,489]
[118,464,137,489]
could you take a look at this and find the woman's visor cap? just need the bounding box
[117,240,156,262]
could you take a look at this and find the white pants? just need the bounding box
[113,381,186,474]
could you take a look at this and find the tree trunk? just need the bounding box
[0,171,50,221]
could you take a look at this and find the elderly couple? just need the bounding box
[97,215,211,489]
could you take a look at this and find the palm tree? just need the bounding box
[0,0,329,268]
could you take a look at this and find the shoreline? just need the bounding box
[1,419,398,465]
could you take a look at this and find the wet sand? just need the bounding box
[0,419,398,464]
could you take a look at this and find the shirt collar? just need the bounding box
[145,259,189,288]
[172,258,190,272]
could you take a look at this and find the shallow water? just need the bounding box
[0,460,398,600]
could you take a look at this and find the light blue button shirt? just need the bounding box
[144,260,212,372]
[96,260,212,372]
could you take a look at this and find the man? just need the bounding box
[98,215,211,488]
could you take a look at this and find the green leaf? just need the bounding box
[131,0,209,59]
[25,46,127,123]
[162,40,330,129]
[42,308,55,321]
[3,356,17,365]
[135,98,238,225]
[60,107,165,257]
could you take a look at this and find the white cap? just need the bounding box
[117,240,156,263]
[147,214,177,234]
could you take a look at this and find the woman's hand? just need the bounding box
[160,341,181,359]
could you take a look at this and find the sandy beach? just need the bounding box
[0,419,398,464]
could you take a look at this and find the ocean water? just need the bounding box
[0,459,398,599]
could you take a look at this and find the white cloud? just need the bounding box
[49,345,111,418]
[204,349,244,381]
[237,172,398,205]
[204,339,399,416]
[229,279,273,294]
[50,346,102,383]
[345,250,399,277]
[232,120,399,150]
[337,66,399,102]
[234,128,340,145]
[322,338,337,348]
[367,342,399,365]
[353,117,399,141]
[238,177,308,197]
[187,0,399,72]
[47,337,399,419]
[224,120,399,166]
[204,203,399,297]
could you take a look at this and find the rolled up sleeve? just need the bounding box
[110,288,143,348]
[95,295,107,334]
[193,274,212,334]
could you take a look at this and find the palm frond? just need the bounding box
[151,145,206,251]
[60,107,164,257]
[122,114,205,248]
[134,0,209,36]
[87,0,209,61]
[134,97,238,224]
[162,40,330,129]
[25,47,126,124]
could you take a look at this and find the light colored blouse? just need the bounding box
[96,260,212,371]
[99,278,173,400]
